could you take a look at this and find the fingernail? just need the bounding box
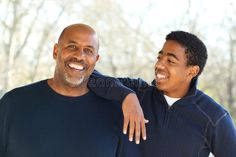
[136,140,140,144]
[129,137,133,141]
[123,130,127,134]
[143,136,146,140]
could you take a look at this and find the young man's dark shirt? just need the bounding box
[88,71,236,157]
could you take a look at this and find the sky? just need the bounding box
[117,0,234,43]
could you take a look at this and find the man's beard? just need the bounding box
[64,73,86,88]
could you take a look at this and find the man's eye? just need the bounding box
[168,59,175,63]
[157,56,161,60]
[67,45,77,50]
[84,48,93,55]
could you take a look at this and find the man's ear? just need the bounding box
[96,54,100,61]
[188,65,200,78]
[53,43,58,59]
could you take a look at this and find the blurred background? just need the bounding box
[0,0,236,127]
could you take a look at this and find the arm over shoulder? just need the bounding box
[88,70,149,102]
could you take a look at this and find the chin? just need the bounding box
[156,84,167,91]
[65,76,86,87]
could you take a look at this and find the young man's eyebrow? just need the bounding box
[158,50,179,60]
[167,52,179,60]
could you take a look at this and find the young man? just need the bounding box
[89,31,236,157]
[0,23,135,157]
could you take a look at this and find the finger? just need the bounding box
[135,119,141,144]
[123,115,129,134]
[129,118,135,142]
[141,118,147,141]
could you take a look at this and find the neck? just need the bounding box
[47,78,89,97]
[163,83,190,98]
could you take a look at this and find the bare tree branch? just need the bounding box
[14,0,46,59]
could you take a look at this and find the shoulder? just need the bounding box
[194,90,228,125]
[88,91,121,109]
[0,80,46,115]
[117,77,150,89]
[87,92,123,124]
[1,80,47,100]
[127,78,153,97]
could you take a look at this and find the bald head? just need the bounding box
[58,23,99,51]
[52,23,100,91]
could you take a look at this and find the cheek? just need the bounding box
[176,70,190,84]
[56,54,68,69]
[87,57,98,69]
[169,68,186,80]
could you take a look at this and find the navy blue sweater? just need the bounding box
[0,80,126,157]
[89,71,236,157]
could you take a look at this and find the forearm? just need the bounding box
[88,70,148,143]
[88,70,135,102]
[88,70,149,102]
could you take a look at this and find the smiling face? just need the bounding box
[53,24,99,89]
[154,40,199,98]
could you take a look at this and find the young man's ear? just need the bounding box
[188,65,200,78]
[53,43,58,59]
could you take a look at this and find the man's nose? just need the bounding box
[155,59,165,70]
[74,48,86,58]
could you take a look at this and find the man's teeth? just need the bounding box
[156,74,167,79]
[68,63,84,70]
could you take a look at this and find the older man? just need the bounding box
[0,23,137,157]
